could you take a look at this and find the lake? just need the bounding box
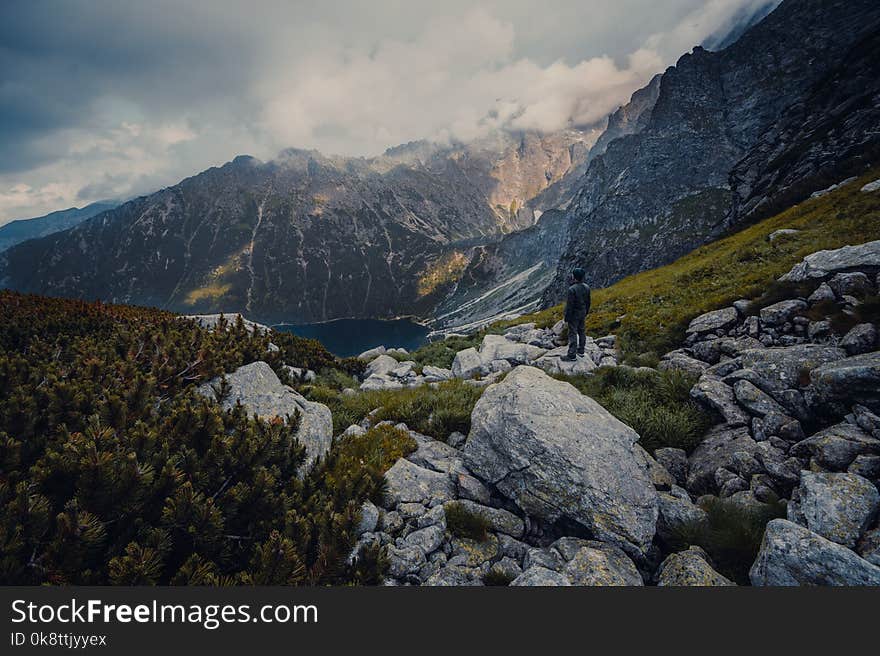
[274,318,430,358]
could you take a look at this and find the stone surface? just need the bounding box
[811,352,880,412]
[195,361,332,470]
[534,346,598,375]
[384,458,455,507]
[463,366,658,557]
[510,566,571,586]
[657,487,709,544]
[690,376,750,426]
[790,422,880,471]
[562,543,643,586]
[451,348,485,379]
[657,548,735,586]
[750,519,880,586]
[841,324,878,355]
[686,424,758,495]
[732,380,789,418]
[686,307,738,334]
[780,240,880,282]
[739,345,846,391]
[759,299,807,327]
[797,471,880,548]
[655,448,688,486]
[444,500,525,538]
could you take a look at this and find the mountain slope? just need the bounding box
[543,0,880,306]
[0,201,117,252]
[0,129,593,324]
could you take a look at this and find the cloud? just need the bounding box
[0,0,779,223]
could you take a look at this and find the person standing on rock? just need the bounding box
[562,267,591,362]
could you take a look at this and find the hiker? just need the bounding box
[561,267,591,362]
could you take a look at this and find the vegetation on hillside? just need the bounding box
[556,367,715,453]
[0,292,402,585]
[304,377,484,439]
[493,168,880,360]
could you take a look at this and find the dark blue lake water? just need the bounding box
[274,318,430,358]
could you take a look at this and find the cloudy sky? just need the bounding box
[0,0,777,224]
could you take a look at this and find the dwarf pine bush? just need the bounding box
[0,291,402,585]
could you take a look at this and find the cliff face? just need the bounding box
[0,128,594,325]
[543,0,880,307]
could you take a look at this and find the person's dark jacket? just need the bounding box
[564,282,591,323]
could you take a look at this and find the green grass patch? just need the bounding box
[555,367,715,454]
[444,502,490,542]
[304,379,485,439]
[499,168,880,359]
[671,495,786,585]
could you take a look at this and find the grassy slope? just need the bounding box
[491,168,880,360]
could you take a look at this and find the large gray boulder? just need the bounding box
[797,471,880,548]
[383,459,455,507]
[451,348,485,379]
[463,366,658,558]
[750,519,880,586]
[686,424,758,495]
[196,361,332,470]
[780,240,880,282]
[790,422,880,470]
[510,566,571,586]
[534,346,598,375]
[657,548,735,586]
[479,334,547,365]
[562,543,643,586]
[690,376,750,426]
[686,307,738,334]
[810,352,880,412]
[739,345,846,391]
[759,299,807,327]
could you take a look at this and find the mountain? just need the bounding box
[542,0,880,307]
[0,129,594,324]
[700,1,779,52]
[0,201,117,252]
[430,209,571,332]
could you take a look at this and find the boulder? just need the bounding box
[425,565,480,586]
[759,300,807,327]
[841,324,878,355]
[657,548,735,586]
[659,353,709,377]
[654,448,688,486]
[827,272,872,298]
[443,500,525,538]
[360,374,404,391]
[739,345,846,391]
[732,380,789,418]
[562,543,643,586]
[861,179,880,193]
[686,424,758,495]
[195,361,332,470]
[403,525,446,555]
[383,458,455,507]
[451,348,485,379]
[463,366,658,558]
[422,365,453,382]
[365,354,400,377]
[356,501,380,535]
[479,334,547,365]
[686,308,738,334]
[657,486,709,544]
[790,422,880,471]
[750,519,880,586]
[810,352,880,412]
[510,567,571,586]
[690,377,750,426]
[283,365,316,383]
[807,283,837,305]
[797,471,880,548]
[384,544,427,579]
[357,345,387,361]
[534,346,598,375]
[780,240,880,282]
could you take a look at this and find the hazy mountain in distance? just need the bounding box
[0,201,118,253]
